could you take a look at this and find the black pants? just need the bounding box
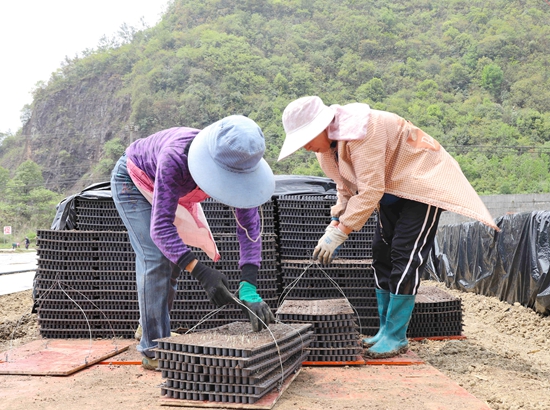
[372,199,442,295]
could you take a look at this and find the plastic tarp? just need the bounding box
[51,181,112,230]
[425,211,550,314]
[273,175,337,196]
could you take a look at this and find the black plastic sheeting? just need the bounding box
[273,175,337,196]
[425,211,550,314]
[51,181,112,230]
[51,176,337,231]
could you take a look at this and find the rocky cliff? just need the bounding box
[20,71,133,194]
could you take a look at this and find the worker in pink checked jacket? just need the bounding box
[278,96,498,359]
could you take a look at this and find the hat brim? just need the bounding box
[188,124,275,208]
[278,106,335,161]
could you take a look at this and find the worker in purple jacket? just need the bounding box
[111,115,276,370]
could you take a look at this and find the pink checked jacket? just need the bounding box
[317,108,499,232]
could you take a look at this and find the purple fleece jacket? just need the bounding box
[126,127,262,270]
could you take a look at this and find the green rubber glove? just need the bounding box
[238,281,275,332]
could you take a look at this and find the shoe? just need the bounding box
[141,356,160,371]
[362,289,390,348]
[134,325,179,341]
[365,293,415,359]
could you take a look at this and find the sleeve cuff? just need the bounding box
[176,251,198,271]
[240,264,259,287]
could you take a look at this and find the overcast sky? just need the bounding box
[0,0,170,134]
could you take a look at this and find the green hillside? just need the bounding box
[1,0,550,236]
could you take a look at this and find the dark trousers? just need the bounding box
[372,199,442,295]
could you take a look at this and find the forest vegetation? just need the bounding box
[1,0,550,239]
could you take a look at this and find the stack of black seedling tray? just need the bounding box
[275,195,376,260]
[279,260,379,336]
[276,194,380,335]
[408,286,463,338]
[276,298,363,363]
[34,229,139,338]
[36,184,463,342]
[75,198,127,231]
[156,322,313,403]
[35,197,280,337]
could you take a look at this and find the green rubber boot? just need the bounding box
[365,293,415,359]
[362,289,390,348]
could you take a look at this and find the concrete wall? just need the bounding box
[439,193,550,226]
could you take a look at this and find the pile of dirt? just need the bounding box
[411,282,550,410]
[1,282,550,409]
[0,290,39,353]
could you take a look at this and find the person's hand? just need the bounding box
[313,225,348,264]
[190,261,234,307]
[322,224,343,258]
[238,281,275,332]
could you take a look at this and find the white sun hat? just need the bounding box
[188,115,275,208]
[278,96,335,161]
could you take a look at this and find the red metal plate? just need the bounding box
[0,339,132,376]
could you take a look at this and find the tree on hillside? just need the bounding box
[92,138,126,181]
[356,78,386,103]
[3,160,60,228]
[481,63,503,99]
[5,160,44,199]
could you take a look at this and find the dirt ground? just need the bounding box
[1,281,550,410]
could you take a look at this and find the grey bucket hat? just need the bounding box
[188,115,275,208]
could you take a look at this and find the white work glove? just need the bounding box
[313,225,348,265]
